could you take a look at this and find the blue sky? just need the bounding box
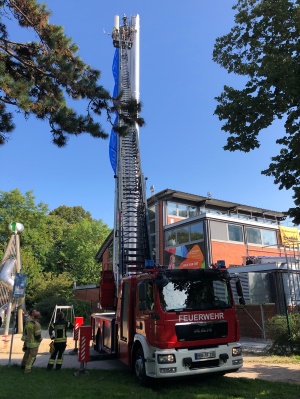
[0,1,295,228]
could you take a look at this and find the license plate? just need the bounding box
[195,351,216,360]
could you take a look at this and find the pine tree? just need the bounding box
[0,0,144,146]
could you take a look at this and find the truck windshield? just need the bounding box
[159,271,232,311]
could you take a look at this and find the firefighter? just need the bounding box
[21,310,43,374]
[47,311,74,370]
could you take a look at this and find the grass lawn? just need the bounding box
[0,364,299,399]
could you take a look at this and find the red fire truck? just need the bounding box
[91,14,244,384]
[91,267,244,384]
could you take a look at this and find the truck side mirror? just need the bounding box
[154,270,169,289]
[235,279,243,297]
[235,279,245,306]
[239,297,246,306]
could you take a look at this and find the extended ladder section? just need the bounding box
[112,15,152,281]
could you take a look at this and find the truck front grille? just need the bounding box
[175,321,228,341]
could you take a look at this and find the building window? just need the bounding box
[149,220,155,235]
[167,201,197,220]
[178,204,188,218]
[189,206,197,217]
[190,222,204,241]
[228,224,243,242]
[177,226,189,244]
[238,213,251,220]
[148,206,155,221]
[148,205,156,258]
[165,221,204,247]
[246,227,262,245]
[167,202,177,216]
[262,229,277,246]
[151,236,156,259]
[229,211,238,218]
[165,230,177,246]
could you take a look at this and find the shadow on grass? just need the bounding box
[0,364,299,399]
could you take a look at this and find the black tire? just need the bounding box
[134,347,149,386]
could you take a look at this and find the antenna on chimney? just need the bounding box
[207,191,212,199]
[150,185,155,195]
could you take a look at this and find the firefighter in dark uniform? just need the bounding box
[21,310,43,374]
[47,311,74,370]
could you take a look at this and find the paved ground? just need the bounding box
[0,328,127,371]
[228,358,300,385]
[1,329,300,384]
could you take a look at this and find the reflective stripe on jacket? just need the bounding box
[21,316,32,342]
[49,319,74,343]
[23,320,42,348]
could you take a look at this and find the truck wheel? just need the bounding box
[134,347,148,385]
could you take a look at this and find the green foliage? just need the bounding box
[266,313,300,355]
[41,213,69,274]
[34,295,91,326]
[0,0,144,146]
[32,271,74,303]
[0,189,73,272]
[0,189,51,265]
[34,296,68,326]
[62,218,111,285]
[22,270,74,312]
[20,250,44,306]
[49,205,93,224]
[68,297,93,324]
[0,189,109,309]
[213,0,300,223]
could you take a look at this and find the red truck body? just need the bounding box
[91,268,243,383]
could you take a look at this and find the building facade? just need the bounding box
[96,188,299,269]
[143,189,289,268]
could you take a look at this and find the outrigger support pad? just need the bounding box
[73,362,89,376]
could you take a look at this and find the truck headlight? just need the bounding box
[157,354,176,363]
[232,346,242,357]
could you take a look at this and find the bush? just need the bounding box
[34,296,92,327]
[68,297,93,324]
[266,313,300,355]
[34,296,68,326]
